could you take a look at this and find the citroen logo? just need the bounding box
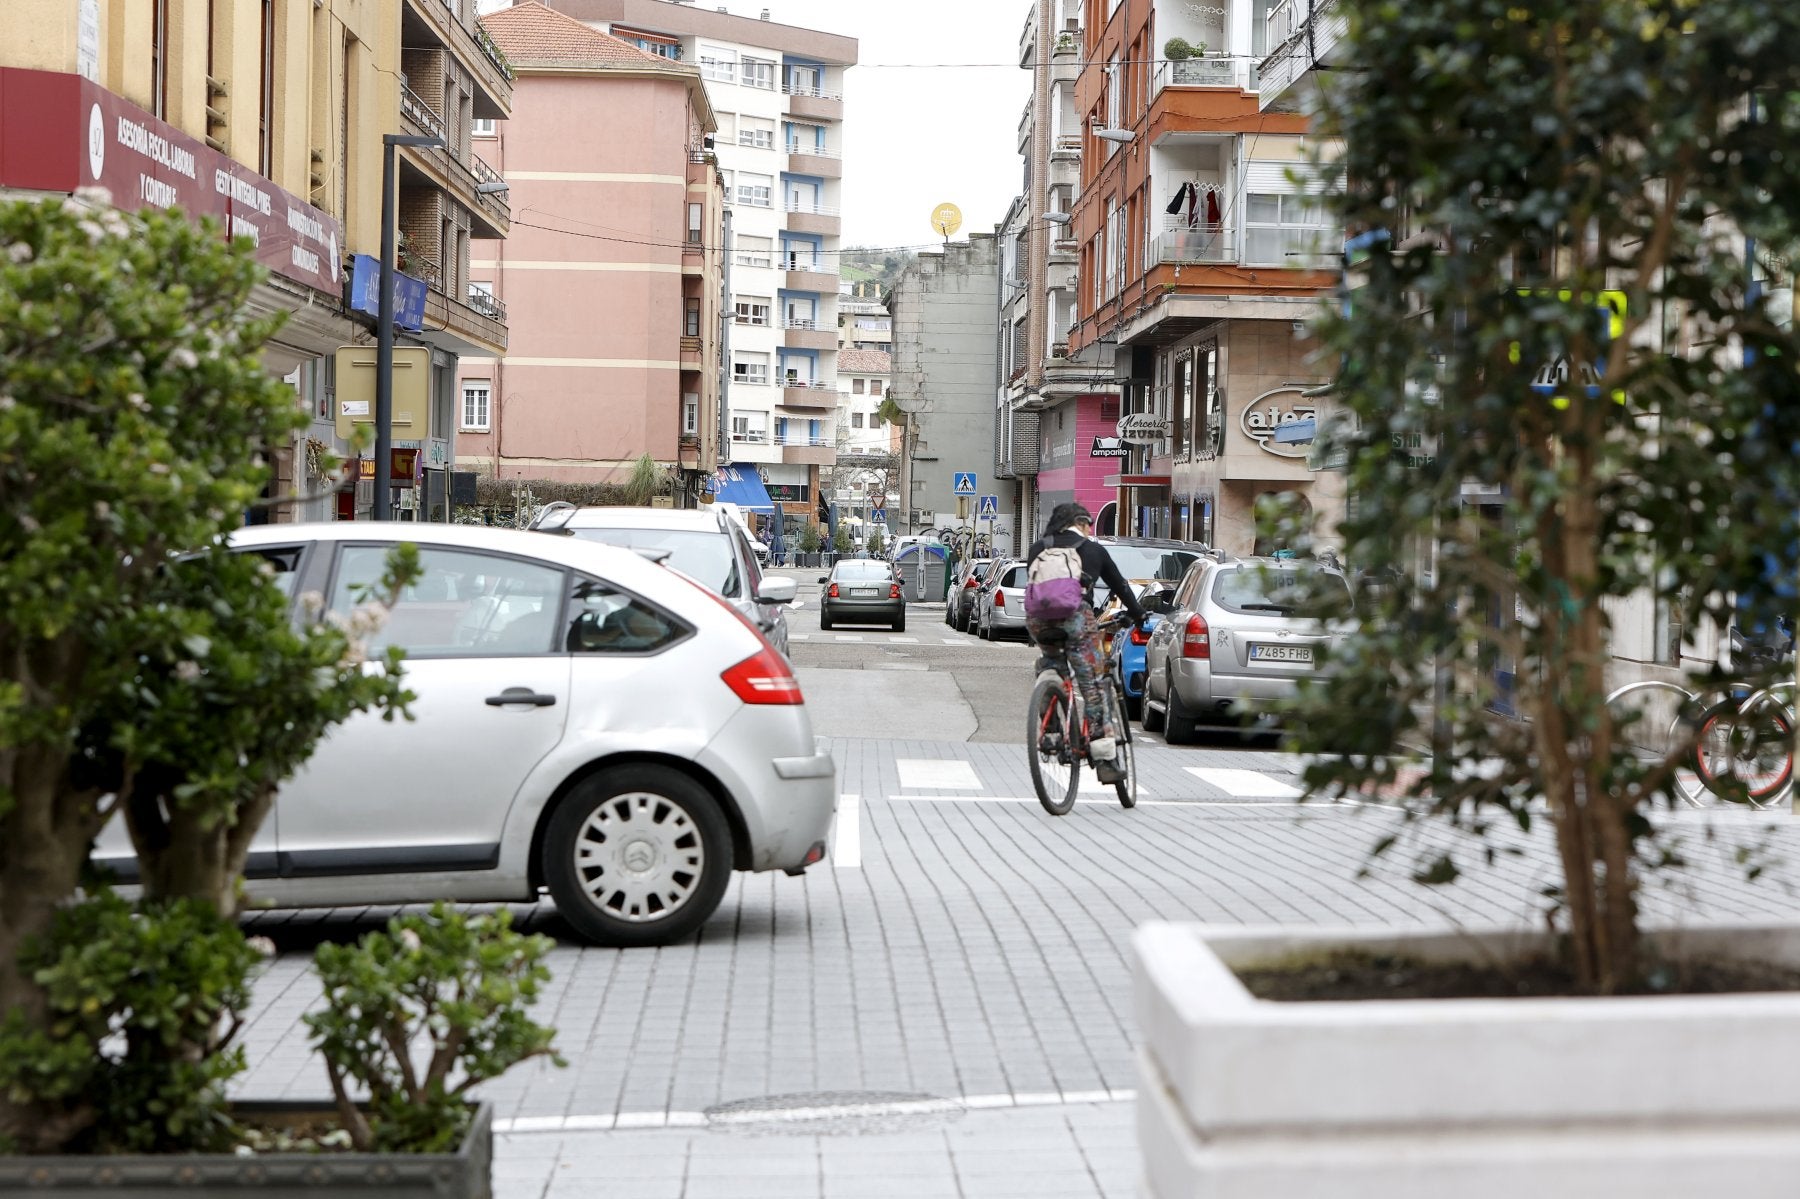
[622,841,656,873]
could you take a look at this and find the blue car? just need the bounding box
[1103,582,1176,721]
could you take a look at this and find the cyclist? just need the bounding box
[1025,502,1149,782]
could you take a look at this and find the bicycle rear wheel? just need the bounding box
[1108,683,1137,809]
[1028,675,1080,815]
[1701,692,1795,806]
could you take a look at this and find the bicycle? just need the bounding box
[1027,612,1138,815]
[1603,679,1793,808]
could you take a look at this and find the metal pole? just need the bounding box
[375,134,443,521]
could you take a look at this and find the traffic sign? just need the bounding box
[953,472,977,496]
[870,508,887,523]
[978,494,998,518]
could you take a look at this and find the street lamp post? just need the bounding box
[375,133,444,520]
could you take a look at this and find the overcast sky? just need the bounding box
[485,0,1031,251]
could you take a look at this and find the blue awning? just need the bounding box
[1273,418,1317,445]
[715,464,775,513]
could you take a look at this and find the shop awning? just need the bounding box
[715,464,775,513]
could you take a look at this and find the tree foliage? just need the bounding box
[1289,0,1800,992]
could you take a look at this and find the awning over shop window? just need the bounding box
[715,464,775,513]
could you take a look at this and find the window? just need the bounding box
[151,0,169,119]
[1105,52,1121,129]
[685,297,701,337]
[851,412,864,428]
[1244,193,1337,266]
[852,378,865,394]
[734,235,772,268]
[461,380,491,431]
[741,58,775,90]
[472,117,496,137]
[700,51,737,83]
[682,393,699,435]
[686,202,703,243]
[788,65,821,95]
[735,173,773,208]
[870,379,884,397]
[738,118,775,149]
[621,35,681,60]
[730,411,767,443]
[1104,198,1121,297]
[566,579,688,654]
[787,122,824,152]
[259,0,276,175]
[330,545,566,657]
[732,355,769,386]
[734,297,771,326]
[773,416,789,443]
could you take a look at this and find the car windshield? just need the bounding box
[834,561,893,581]
[1103,545,1201,582]
[568,528,739,597]
[1211,564,1353,616]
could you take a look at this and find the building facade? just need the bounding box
[457,2,724,504]
[1069,0,1341,553]
[0,0,512,522]
[889,236,1008,551]
[544,0,856,543]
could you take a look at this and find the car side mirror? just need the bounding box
[757,576,799,605]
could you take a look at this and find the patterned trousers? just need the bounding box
[1027,606,1113,740]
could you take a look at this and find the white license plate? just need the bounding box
[852,588,880,598]
[1249,643,1313,663]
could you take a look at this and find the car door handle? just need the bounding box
[485,689,557,708]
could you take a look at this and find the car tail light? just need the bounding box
[1182,613,1211,658]
[827,582,839,598]
[889,583,901,599]
[720,647,805,705]
[964,577,979,589]
[993,591,1006,609]
[1129,623,1151,646]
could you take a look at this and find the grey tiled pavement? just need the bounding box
[234,737,1800,1197]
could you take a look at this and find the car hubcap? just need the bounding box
[572,791,704,923]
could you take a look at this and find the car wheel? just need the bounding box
[944,605,953,626]
[819,612,833,630]
[1121,673,1143,721]
[978,614,991,640]
[892,614,906,632]
[1164,670,1199,745]
[542,765,732,948]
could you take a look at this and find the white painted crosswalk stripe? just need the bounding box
[829,795,861,868]
[896,759,984,790]
[1184,767,1302,798]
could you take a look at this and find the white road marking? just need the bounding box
[789,633,810,641]
[896,758,984,790]
[493,1089,1136,1135]
[1184,767,1303,798]
[830,794,861,868]
[940,638,963,645]
[833,635,866,642]
[889,796,1345,809]
[891,636,919,643]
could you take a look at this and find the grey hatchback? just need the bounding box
[1141,553,1353,742]
[820,559,906,631]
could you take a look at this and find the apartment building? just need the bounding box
[838,276,893,352]
[836,348,894,456]
[458,3,725,503]
[0,0,512,521]
[541,0,855,542]
[1069,0,1341,553]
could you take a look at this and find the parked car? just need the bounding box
[944,556,996,631]
[1141,552,1354,742]
[1101,580,1178,719]
[974,558,1029,641]
[819,558,906,631]
[90,524,836,947]
[530,504,793,656]
[1091,536,1209,609]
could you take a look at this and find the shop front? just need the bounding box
[1036,395,1126,537]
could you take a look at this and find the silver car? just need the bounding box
[533,504,795,656]
[944,556,995,631]
[1141,553,1353,742]
[975,559,1029,641]
[90,524,836,947]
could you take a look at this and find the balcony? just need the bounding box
[780,380,838,409]
[785,200,840,237]
[784,262,837,292]
[776,429,836,466]
[398,89,510,238]
[782,319,837,352]
[681,234,705,275]
[1152,220,1236,266]
[786,144,843,179]
[401,0,512,117]
[782,84,842,122]
[467,285,506,323]
[679,335,704,371]
[1260,0,1346,110]
[424,281,507,356]
[1153,56,1247,98]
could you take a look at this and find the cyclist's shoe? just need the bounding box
[1088,736,1117,762]
[1094,757,1126,785]
[1038,731,1064,756]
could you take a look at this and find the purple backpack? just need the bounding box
[1024,545,1085,620]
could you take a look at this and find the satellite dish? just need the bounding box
[931,202,963,239]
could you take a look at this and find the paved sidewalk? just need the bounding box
[235,737,1800,1197]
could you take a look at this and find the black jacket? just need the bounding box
[1024,532,1149,622]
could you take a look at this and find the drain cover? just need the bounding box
[704,1090,963,1136]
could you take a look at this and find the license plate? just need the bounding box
[1249,643,1312,663]
[852,588,879,598]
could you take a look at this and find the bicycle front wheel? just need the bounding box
[1109,684,1137,809]
[1028,676,1080,815]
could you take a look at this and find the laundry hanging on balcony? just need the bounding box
[1165,182,1223,229]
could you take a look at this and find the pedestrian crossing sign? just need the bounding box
[978,494,998,518]
[871,508,887,523]
[953,472,977,496]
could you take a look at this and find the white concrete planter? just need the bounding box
[1134,922,1800,1199]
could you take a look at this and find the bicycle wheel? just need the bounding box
[1716,689,1795,807]
[1028,675,1080,815]
[1605,680,1707,807]
[1108,684,1137,810]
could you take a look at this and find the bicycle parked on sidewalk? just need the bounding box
[1604,678,1794,809]
[1027,611,1138,815]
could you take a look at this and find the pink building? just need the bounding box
[458,2,725,501]
[1036,394,1127,534]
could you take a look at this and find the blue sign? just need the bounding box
[870,508,887,523]
[978,494,998,517]
[953,472,977,496]
[348,254,427,333]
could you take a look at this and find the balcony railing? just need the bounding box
[467,285,506,322]
[782,83,842,101]
[775,430,835,447]
[780,378,835,390]
[1152,221,1236,265]
[784,200,840,216]
[781,318,825,330]
[401,85,445,140]
[471,154,503,189]
[781,257,823,272]
[785,143,841,158]
[730,426,769,443]
[473,20,515,82]
[1154,57,1239,92]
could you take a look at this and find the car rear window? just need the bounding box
[567,528,739,597]
[1102,545,1201,582]
[1210,565,1353,616]
[999,565,1024,588]
[834,561,894,581]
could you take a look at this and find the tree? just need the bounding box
[1290,0,1800,994]
[0,194,408,1149]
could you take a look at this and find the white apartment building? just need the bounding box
[836,348,895,458]
[551,0,856,539]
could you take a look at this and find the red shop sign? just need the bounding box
[0,68,343,295]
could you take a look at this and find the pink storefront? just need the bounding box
[1035,395,1124,535]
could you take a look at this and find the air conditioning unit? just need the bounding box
[910,508,928,526]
